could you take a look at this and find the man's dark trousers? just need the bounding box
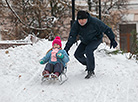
[74,39,102,71]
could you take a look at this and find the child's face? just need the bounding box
[53,44,60,49]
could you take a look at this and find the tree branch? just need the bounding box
[5,0,50,31]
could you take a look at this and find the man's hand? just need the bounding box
[110,39,118,49]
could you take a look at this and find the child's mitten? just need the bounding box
[40,60,44,64]
[57,53,64,59]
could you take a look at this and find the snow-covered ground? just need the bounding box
[0,39,138,102]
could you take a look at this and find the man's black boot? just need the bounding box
[85,71,95,79]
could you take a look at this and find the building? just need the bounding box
[119,0,138,52]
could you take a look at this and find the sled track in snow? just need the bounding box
[15,67,42,97]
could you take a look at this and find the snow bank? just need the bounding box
[0,39,138,102]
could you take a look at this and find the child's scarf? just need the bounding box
[51,48,59,62]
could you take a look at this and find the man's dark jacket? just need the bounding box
[64,13,115,52]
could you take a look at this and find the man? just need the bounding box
[64,10,117,79]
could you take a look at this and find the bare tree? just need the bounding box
[101,0,128,44]
[1,0,71,40]
[0,0,5,16]
[85,0,128,44]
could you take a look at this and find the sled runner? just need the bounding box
[41,65,68,85]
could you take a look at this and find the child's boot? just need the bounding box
[54,72,59,77]
[51,72,59,78]
[42,70,50,77]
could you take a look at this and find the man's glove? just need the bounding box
[64,44,71,55]
[64,47,69,55]
[57,53,64,59]
[110,39,118,49]
[39,60,44,64]
[65,50,69,55]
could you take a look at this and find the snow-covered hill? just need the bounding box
[0,39,138,102]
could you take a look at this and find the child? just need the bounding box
[40,36,69,78]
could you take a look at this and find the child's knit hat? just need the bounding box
[52,36,62,47]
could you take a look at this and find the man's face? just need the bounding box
[78,19,87,26]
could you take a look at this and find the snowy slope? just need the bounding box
[0,39,138,102]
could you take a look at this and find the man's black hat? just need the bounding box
[77,10,88,20]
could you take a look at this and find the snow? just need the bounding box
[0,39,138,102]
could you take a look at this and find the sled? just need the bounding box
[41,66,68,85]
